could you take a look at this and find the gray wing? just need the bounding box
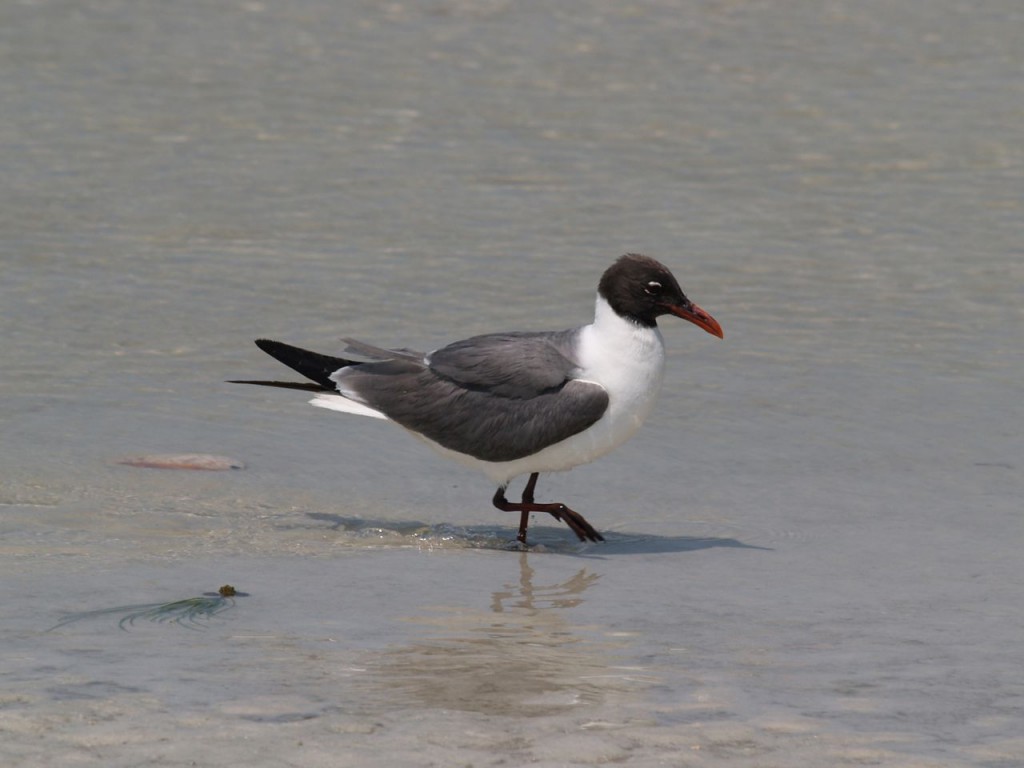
[341,337,425,362]
[334,331,609,462]
[426,331,582,398]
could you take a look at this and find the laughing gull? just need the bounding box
[231,254,723,544]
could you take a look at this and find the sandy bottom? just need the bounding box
[2,494,1021,768]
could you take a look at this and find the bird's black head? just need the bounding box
[598,253,724,337]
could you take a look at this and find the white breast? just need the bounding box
[569,295,667,455]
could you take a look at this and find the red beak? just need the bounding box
[667,301,724,339]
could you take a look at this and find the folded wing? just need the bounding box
[335,331,609,462]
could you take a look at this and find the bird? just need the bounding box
[230,254,723,545]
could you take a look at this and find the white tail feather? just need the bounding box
[310,393,389,420]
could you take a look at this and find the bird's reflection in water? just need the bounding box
[366,555,651,717]
[490,555,598,613]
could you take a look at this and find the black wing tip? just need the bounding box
[255,337,309,355]
[246,338,355,389]
[226,379,328,392]
[255,338,285,353]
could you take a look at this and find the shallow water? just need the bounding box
[2,1,1022,766]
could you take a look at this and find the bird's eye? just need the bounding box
[644,281,663,296]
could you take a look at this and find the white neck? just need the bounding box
[577,294,666,415]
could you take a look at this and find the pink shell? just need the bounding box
[117,454,245,471]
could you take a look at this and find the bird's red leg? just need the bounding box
[492,484,531,543]
[518,473,539,543]
[492,473,604,543]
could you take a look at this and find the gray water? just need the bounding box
[2,1,1022,766]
